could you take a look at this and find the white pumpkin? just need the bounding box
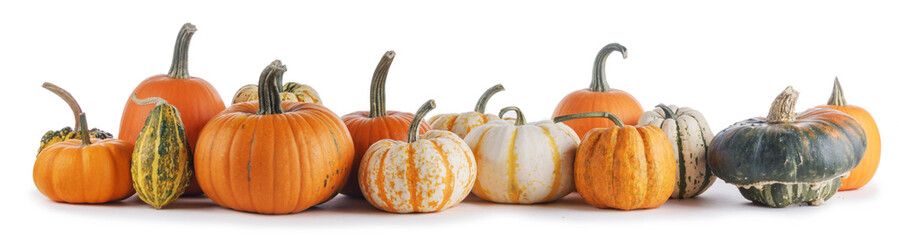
[638,104,715,199]
[464,106,580,204]
[428,84,504,139]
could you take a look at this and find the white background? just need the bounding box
[2,0,896,239]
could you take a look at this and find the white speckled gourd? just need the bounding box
[465,106,580,204]
[428,84,505,139]
[638,104,715,199]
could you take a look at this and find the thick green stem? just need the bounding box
[131,93,168,106]
[167,23,197,79]
[78,113,91,146]
[827,77,847,106]
[589,43,628,92]
[42,82,84,131]
[474,84,505,113]
[257,60,288,115]
[656,104,676,119]
[553,111,624,127]
[767,86,799,123]
[369,51,396,118]
[408,99,436,143]
[499,106,526,126]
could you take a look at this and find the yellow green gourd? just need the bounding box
[38,82,113,156]
[130,94,192,209]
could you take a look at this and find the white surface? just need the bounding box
[1,0,896,238]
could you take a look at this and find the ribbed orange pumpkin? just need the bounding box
[194,61,354,214]
[34,113,135,203]
[340,51,431,197]
[552,43,643,139]
[555,112,675,210]
[118,23,225,195]
[817,78,880,191]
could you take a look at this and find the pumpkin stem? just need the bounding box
[553,111,624,127]
[78,113,91,146]
[130,93,169,106]
[474,84,505,113]
[408,99,436,143]
[499,106,526,126]
[369,51,396,118]
[42,82,85,132]
[656,104,676,119]
[766,86,799,123]
[827,77,847,106]
[257,60,288,115]
[167,23,197,79]
[589,43,628,92]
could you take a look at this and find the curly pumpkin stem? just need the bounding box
[474,84,505,114]
[553,111,624,127]
[257,60,288,115]
[767,86,799,123]
[370,51,396,118]
[130,94,168,106]
[827,77,847,106]
[499,106,526,126]
[78,113,91,146]
[42,82,85,132]
[408,99,436,143]
[167,23,197,79]
[656,104,676,119]
[590,43,628,92]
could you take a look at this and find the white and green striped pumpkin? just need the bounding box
[638,104,715,199]
[464,106,580,204]
[130,94,193,209]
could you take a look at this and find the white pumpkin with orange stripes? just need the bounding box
[358,100,477,213]
[427,84,504,139]
[464,106,580,204]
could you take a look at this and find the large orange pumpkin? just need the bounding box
[340,51,431,197]
[194,60,354,214]
[118,23,225,195]
[817,78,880,191]
[552,43,643,139]
[34,113,135,203]
[555,112,675,210]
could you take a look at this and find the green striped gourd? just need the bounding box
[130,94,192,209]
[38,83,113,156]
[638,104,715,199]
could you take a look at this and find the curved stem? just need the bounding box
[589,43,628,92]
[553,111,624,127]
[167,23,197,79]
[42,82,84,131]
[408,99,436,143]
[130,93,168,106]
[474,84,505,113]
[655,104,676,119]
[369,51,396,118]
[257,60,288,115]
[498,106,526,126]
[827,77,847,106]
[78,113,91,146]
[767,86,799,123]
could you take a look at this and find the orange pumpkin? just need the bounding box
[194,60,354,214]
[340,51,431,197]
[817,78,880,191]
[552,43,643,139]
[555,112,675,210]
[34,113,135,203]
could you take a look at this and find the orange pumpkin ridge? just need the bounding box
[817,77,881,191]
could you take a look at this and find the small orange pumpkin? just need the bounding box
[555,112,675,210]
[817,78,880,191]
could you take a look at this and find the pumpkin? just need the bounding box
[555,111,675,210]
[194,60,354,214]
[638,104,715,199]
[340,51,431,197]
[427,84,505,139]
[118,23,225,195]
[552,43,643,139]
[708,87,866,207]
[465,106,580,204]
[817,78,880,191]
[38,83,113,156]
[130,94,192,209]
[34,113,135,203]
[231,72,322,104]
[358,100,477,213]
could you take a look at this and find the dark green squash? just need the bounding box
[130,94,192,209]
[38,83,112,156]
[708,86,866,207]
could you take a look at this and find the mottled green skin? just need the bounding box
[131,103,192,209]
[708,108,866,207]
[37,127,112,156]
[739,178,841,208]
